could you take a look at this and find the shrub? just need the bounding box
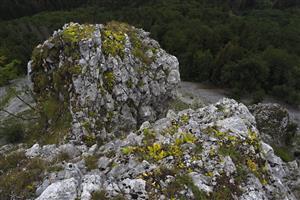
[273,146,295,162]
[0,59,21,87]
[0,152,46,200]
[84,155,98,171]
[0,119,25,143]
[91,190,108,200]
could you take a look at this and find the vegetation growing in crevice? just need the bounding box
[84,155,99,171]
[210,174,242,200]
[0,118,25,143]
[166,174,208,199]
[272,146,295,162]
[103,71,116,92]
[206,127,270,186]
[101,24,126,58]
[62,23,95,44]
[0,150,72,200]
[102,21,156,64]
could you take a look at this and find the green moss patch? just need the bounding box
[272,146,295,162]
[102,21,156,64]
[62,23,95,44]
[84,155,99,171]
[103,71,116,92]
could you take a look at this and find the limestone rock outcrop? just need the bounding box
[33,99,297,200]
[28,22,180,142]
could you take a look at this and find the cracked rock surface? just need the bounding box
[28,22,180,142]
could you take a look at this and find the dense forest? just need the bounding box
[0,0,299,104]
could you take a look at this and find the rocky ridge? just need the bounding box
[0,22,299,200]
[24,98,297,200]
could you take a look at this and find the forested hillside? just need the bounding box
[0,0,299,104]
[0,0,86,20]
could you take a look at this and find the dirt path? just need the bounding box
[179,81,300,126]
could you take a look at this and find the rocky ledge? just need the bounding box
[19,98,298,200]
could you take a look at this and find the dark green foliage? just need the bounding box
[0,56,21,86]
[166,174,208,199]
[273,146,295,162]
[0,152,46,200]
[0,0,87,20]
[84,155,98,171]
[0,120,25,143]
[91,190,108,200]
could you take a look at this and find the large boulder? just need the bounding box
[249,103,292,146]
[34,99,297,200]
[28,22,180,141]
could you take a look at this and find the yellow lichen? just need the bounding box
[101,28,126,57]
[103,71,116,92]
[246,159,257,172]
[62,23,95,43]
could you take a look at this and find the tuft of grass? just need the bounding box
[166,174,208,199]
[91,190,108,200]
[168,99,190,112]
[0,119,25,144]
[0,87,16,109]
[84,155,98,171]
[211,174,242,200]
[62,23,95,43]
[103,71,116,92]
[273,146,295,162]
[0,151,47,200]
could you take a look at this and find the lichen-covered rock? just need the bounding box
[28,22,180,142]
[36,178,78,200]
[249,103,300,162]
[249,103,291,146]
[33,98,297,200]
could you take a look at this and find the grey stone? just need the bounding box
[36,178,78,200]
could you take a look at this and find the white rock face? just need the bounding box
[81,175,102,200]
[36,178,78,200]
[29,22,180,142]
[33,98,297,200]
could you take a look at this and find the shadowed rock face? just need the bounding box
[28,22,180,142]
[249,103,291,146]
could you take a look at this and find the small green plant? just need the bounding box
[121,146,136,155]
[180,114,190,124]
[91,190,108,200]
[147,143,167,161]
[272,146,295,162]
[101,27,126,57]
[166,175,208,199]
[62,23,95,43]
[0,119,25,143]
[82,134,97,147]
[0,152,47,199]
[103,71,116,92]
[84,155,98,171]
